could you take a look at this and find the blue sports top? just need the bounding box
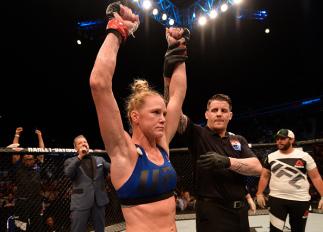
[116,144,177,205]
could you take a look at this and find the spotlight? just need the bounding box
[198,16,207,26]
[152,8,158,15]
[169,18,175,26]
[162,13,167,21]
[221,4,228,12]
[142,0,152,10]
[233,0,243,5]
[209,9,218,19]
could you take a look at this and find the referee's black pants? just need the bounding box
[196,198,250,232]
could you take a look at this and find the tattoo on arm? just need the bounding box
[230,157,262,176]
[232,160,248,173]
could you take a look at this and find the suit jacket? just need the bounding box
[64,155,110,210]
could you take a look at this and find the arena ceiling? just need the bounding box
[1,0,322,147]
[170,0,195,8]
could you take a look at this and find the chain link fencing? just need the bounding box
[0,139,322,231]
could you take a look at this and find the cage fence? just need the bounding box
[0,139,322,231]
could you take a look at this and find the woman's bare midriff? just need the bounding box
[121,196,177,232]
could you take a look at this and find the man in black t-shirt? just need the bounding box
[177,94,262,232]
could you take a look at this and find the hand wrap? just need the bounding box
[106,1,129,42]
[181,28,190,46]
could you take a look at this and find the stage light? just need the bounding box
[198,16,207,26]
[221,4,228,12]
[169,18,175,25]
[142,0,152,10]
[233,0,243,5]
[152,8,158,15]
[162,13,167,21]
[209,9,218,19]
[77,0,268,31]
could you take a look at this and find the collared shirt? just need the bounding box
[182,118,256,201]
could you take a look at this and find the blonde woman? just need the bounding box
[90,3,188,232]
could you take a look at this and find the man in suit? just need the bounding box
[64,135,110,232]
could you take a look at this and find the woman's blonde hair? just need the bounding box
[126,79,163,128]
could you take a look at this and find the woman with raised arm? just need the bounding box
[89,2,188,232]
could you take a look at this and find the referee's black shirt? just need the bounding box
[182,118,256,201]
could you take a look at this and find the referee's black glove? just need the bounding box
[163,44,187,78]
[197,152,231,170]
[163,28,190,78]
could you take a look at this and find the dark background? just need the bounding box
[1,0,322,148]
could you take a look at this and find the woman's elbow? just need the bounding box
[90,73,112,92]
[89,76,102,91]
